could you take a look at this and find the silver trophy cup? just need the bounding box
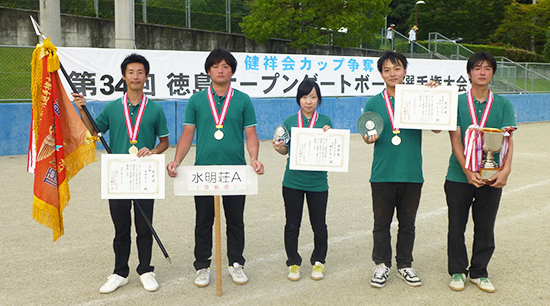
[479,128,504,181]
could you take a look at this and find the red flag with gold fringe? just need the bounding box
[28,38,97,241]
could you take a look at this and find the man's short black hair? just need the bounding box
[296,79,322,106]
[377,51,408,72]
[120,53,150,76]
[204,49,237,74]
[467,51,497,75]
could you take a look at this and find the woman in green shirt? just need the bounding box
[273,79,332,282]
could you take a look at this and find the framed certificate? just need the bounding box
[101,154,165,199]
[173,165,258,196]
[289,127,350,172]
[394,84,458,130]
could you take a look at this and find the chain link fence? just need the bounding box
[0,46,34,102]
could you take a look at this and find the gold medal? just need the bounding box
[129,145,138,154]
[214,129,224,140]
[391,135,401,146]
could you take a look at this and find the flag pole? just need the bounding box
[30,15,171,263]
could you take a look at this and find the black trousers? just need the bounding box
[193,195,246,270]
[109,199,154,278]
[282,186,328,266]
[371,182,422,269]
[445,180,502,278]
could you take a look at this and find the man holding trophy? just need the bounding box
[444,52,516,293]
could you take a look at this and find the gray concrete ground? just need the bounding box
[1,122,549,306]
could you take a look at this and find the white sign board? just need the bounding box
[173,165,258,196]
[289,128,350,172]
[101,154,165,199]
[394,84,458,131]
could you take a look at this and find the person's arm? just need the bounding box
[487,137,513,188]
[449,128,484,188]
[272,139,288,155]
[72,93,98,136]
[166,125,195,178]
[245,126,264,175]
[137,136,169,157]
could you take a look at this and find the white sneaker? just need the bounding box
[397,268,422,287]
[99,274,128,293]
[470,277,495,293]
[370,263,390,288]
[194,268,211,287]
[228,262,248,284]
[449,273,466,291]
[311,261,325,280]
[140,272,159,292]
[288,265,301,281]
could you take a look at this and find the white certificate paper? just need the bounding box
[101,154,165,199]
[289,127,350,172]
[394,84,458,130]
[173,165,258,196]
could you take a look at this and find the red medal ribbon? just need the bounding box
[464,89,494,171]
[297,109,318,128]
[500,126,515,168]
[122,93,147,144]
[207,85,233,129]
[383,89,399,134]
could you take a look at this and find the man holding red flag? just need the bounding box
[28,38,97,242]
[445,51,516,293]
[73,54,169,293]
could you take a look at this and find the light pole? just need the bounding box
[415,1,425,26]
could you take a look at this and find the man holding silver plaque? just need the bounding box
[445,52,516,293]
[362,51,439,289]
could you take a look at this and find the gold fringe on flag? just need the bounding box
[29,38,97,241]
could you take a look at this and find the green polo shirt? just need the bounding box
[364,92,424,183]
[446,92,517,183]
[184,85,257,166]
[95,96,170,154]
[281,112,333,192]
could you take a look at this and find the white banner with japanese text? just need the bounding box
[57,47,470,100]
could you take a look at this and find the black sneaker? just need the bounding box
[370,263,390,288]
[397,268,422,287]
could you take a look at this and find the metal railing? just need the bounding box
[492,58,550,94]
[427,32,474,60]
[426,33,550,94]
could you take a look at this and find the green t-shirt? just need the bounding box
[281,112,333,192]
[446,92,517,183]
[95,96,170,154]
[184,85,257,166]
[364,91,423,183]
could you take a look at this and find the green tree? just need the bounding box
[240,0,391,49]
[543,28,550,61]
[415,0,512,44]
[387,0,416,36]
[494,0,550,53]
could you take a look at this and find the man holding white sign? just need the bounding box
[74,54,170,293]
[167,49,264,288]
[362,51,440,289]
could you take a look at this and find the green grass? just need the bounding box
[0,46,34,102]
[514,78,550,92]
